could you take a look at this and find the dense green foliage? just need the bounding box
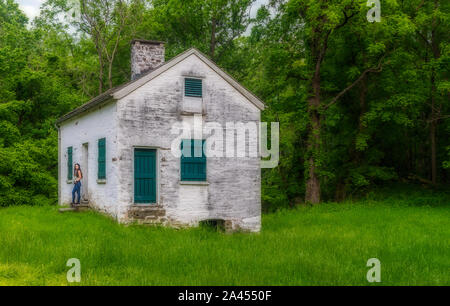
[0,187,449,285]
[0,0,84,206]
[0,0,448,208]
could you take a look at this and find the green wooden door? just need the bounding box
[134,149,156,203]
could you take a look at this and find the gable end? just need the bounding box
[56,47,265,126]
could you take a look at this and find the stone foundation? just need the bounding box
[126,206,258,233]
[127,205,167,225]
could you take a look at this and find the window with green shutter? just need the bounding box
[181,139,206,181]
[67,147,73,180]
[98,138,106,180]
[184,78,202,97]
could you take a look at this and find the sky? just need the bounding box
[17,0,269,21]
[17,0,44,20]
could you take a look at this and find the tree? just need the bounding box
[282,0,388,203]
[410,0,449,184]
[0,0,449,210]
[0,0,83,206]
[147,0,254,62]
[81,0,144,90]
[42,0,144,93]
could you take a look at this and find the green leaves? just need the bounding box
[0,0,448,209]
[367,42,385,56]
[444,144,450,169]
[349,166,397,188]
[0,0,80,207]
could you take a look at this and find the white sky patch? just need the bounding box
[17,0,269,21]
[17,0,45,20]
[245,0,269,35]
[16,0,269,21]
[250,0,269,18]
[16,0,269,34]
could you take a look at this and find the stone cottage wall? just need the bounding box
[58,102,120,217]
[116,54,261,231]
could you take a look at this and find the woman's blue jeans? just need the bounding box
[72,181,81,204]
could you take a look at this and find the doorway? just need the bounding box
[81,142,89,202]
[134,148,157,204]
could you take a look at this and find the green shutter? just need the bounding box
[181,139,206,181]
[134,149,157,203]
[98,138,106,179]
[67,147,73,180]
[185,78,202,97]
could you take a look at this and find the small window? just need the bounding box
[67,147,73,180]
[98,138,106,180]
[184,78,202,98]
[181,139,206,181]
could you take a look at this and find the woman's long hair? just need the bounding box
[74,163,82,178]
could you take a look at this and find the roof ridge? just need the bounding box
[56,47,265,126]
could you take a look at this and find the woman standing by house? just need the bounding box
[72,163,83,206]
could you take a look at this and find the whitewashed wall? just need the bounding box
[59,102,120,217]
[116,54,261,231]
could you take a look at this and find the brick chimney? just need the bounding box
[131,39,165,80]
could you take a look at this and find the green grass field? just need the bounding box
[0,191,449,285]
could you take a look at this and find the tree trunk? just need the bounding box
[429,0,440,184]
[96,42,104,94]
[305,66,321,204]
[305,109,321,204]
[430,112,437,184]
[358,75,368,130]
[210,17,217,59]
[108,60,113,90]
[430,67,438,184]
[355,73,367,162]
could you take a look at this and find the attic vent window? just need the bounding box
[185,78,202,97]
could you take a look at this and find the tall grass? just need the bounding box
[0,196,449,285]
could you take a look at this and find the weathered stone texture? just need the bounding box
[59,50,261,232]
[131,40,165,80]
[58,102,120,217]
[117,54,261,232]
[128,205,167,224]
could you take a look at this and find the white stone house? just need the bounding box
[56,40,265,232]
